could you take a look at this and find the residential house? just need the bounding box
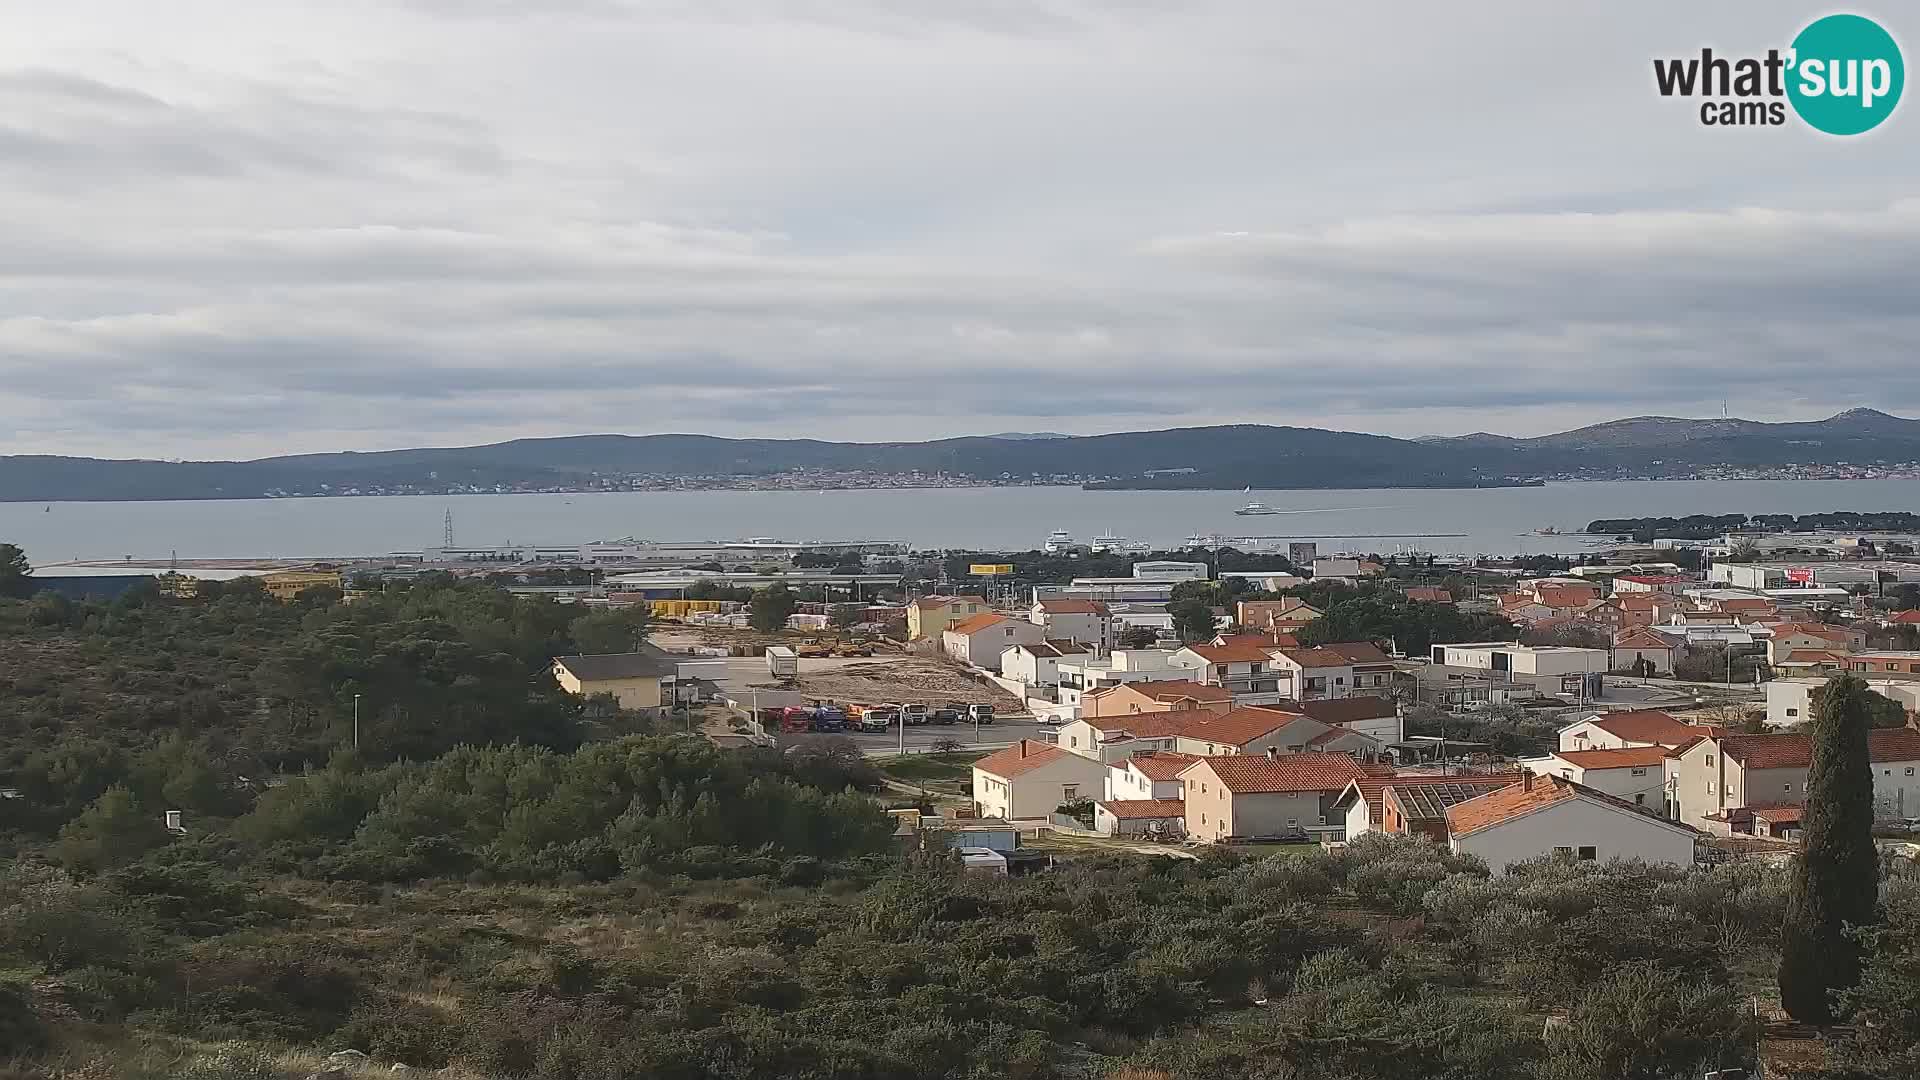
[1286,696,1404,743]
[1611,628,1677,675]
[1265,643,1395,700]
[1521,746,1670,810]
[1612,574,1696,595]
[1845,650,1920,677]
[1057,705,1384,765]
[1082,679,1233,719]
[1236,598,1323,634]
[1772,649,1852,677]
[1881,609,1920,629]
[1104,750,1201,802]
[1030,598,1113,651]
[1333,773,1521,841]
[1318,641,1397,693]
[261,569,344,601]
[1444,773,1700,873]
[1666,728,1920,829]
[1430,642,1608,698]
[1557,710,1716,753]
[907,594,989,640]
[551,651,675,714]
[1766,675,1920,727]
[1180,752,1370,841]
[1499,581,1602,626]
[1093,797,1189,837]
[1053,648,1189,707]
[1767,622,1863,664]
[1212,630,1300,649]
[1170,641,1292,704]
[1001,640,1090,688]
[971,740,1109,819]
[1403,587,1453,604]
[943,613,1045,671]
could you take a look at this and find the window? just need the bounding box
[1200,813,1207,824]
[1250,662,1263,673]
[1707,781,1715,794]
[1706,754,1715,766]
[1336,677,1346,685]
[1318,815,1327,825]
[1069,736,1078,748]
[1062,785,1077,800]
[1631,767,1647,776]
[1286,818,1298,827]
[1634,793,1646,806]
[1785,784,1793,792]
[1577,846,1597,861]
[1552,845,1573,857]
[1908,768,1916,777]
[1786,708,1799,716]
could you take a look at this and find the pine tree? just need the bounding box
[1778,672,1881,1023]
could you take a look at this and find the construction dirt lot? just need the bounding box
[651,626,1023,712]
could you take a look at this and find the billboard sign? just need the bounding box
[970,563,1014,576]
[1786,568,1815,584]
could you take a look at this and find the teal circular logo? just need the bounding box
[1787,14,1904,135]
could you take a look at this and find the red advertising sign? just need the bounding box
[1786,568,1814,583]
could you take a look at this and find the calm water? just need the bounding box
[8,479,1920,565]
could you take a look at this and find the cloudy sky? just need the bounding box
[2,1,1917,459]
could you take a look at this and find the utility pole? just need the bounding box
[352,693,362,750]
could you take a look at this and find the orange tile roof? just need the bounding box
[1122,751,1205,781]
[1271,696,1397,726]
[1535,586,1601,609]
[1278,646,1360,669]
[1751,805,1805,824]
[1579,710,1708,747]
[1096,797,1186,820]
[1188,753,1367,794]
[947,612,1008,635]
[1404,587,1453,603]
[1315,641,1393,664]
[1552,746,1673,769]
[1889,610,1920,624]
[1613,628,1675,650]
[1445,774,1690,838]
[1185,642,1279,664]
[1177,707,1309,748]
[1778,649,1850,665]
[1773,623,1851,640]
[1617,595,1661,610]
[1716,729,1920,770]
[1084,712,1200,738]
[1037,598,1109,615]
[1134,680,1233,703]
[973,739,1075,780]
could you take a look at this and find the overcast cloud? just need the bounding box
[2,1,1916,457]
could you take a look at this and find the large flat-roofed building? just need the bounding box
[1428,642,1608,698]
[1709,559,1920,590]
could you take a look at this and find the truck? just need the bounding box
[901,702,930,726]
[778,706,815,733]
[765,646,798,679]
[853,708,892,733]
[809,704,848,733]
[966,703,995,725]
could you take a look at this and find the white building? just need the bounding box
[971,740,1109,819]
[1001,640,1091,688]
[1767,676,1920,727]
[1055,649,1190,707]
[1311,556,1363,580]
[1130,560,1210,582]
[942,614,1045,671]
[1429,642,1608,697]
[1030,598,1114,651]
[1444,774,1698,874]
[1711,560,1920,590]
[1520,747,1670,810]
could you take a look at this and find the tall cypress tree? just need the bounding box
[1778,672,1881,1023]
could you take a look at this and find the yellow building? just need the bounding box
[262,569,344,602]
[551,651,676,714]
[906,594,989,641]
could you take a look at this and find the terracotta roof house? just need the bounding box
[942,612,1044,671]
[1180,752,1368,842]
[906,594,989,640]
[1030,597,1114,651]
[1667,728,1920,829]
[1443,773,1699,873]
[1081,679,1234,719]
[1035,598,1109,615]
[1255,696,1403,743]
[972,740,1108,820]
[1000,639,1092,688]
[1333,772,1523,838]
[1523,745,1671,811]
[1093,797,1188,837]
[1403,587,1453,604]
[1611,627,1678,676]
[1557,710,1718,753]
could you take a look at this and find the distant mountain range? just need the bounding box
[5,409,1920,502]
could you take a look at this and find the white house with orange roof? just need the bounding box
[1520,746,1671,810]
[1556,710,1717,753]
[1767,622,1864,664]
[1169,640,1290,703]
[1030,598,1113,651]
[1180,752,1371,841]
[942,613,1045,671]
[907,594,988,640]
[1444,773,1699,873]
[972,740,1109,820]
[1001,640,1090,688]
[1610,628,1677,676]
[1104,750,1202,802]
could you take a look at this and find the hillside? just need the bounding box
[5,409,1919,501]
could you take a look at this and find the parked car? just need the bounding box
[966,704,995,725]
[930,708,961,726]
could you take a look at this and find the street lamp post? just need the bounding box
[352,693,361,750]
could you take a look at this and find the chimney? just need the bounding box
[1521,772,1534,792]
[1266,745,1278,760]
